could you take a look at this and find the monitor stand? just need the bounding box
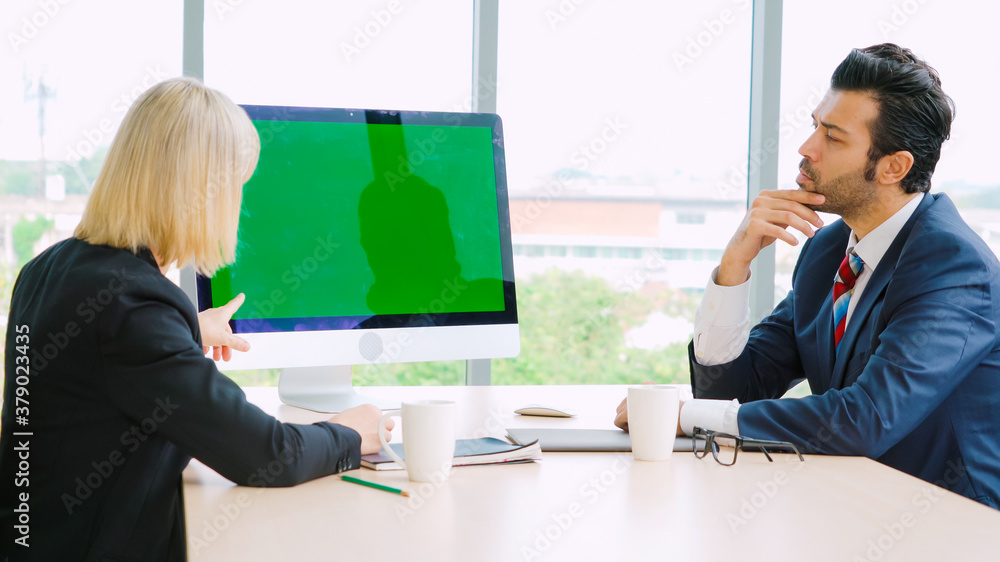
[277,366,400,413]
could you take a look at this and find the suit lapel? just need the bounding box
[829,193,933,388]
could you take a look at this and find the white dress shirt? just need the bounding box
[682,193,923,436]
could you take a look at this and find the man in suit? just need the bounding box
[617,44,1000,509]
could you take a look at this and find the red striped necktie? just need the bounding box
[833,251,864,353]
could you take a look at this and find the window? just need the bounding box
[204,0,472,111]
[662,249,688,261]
[494,0,751,385]
[203,1,474,386]
[616,247,643,260]
[525,245,545,257]
[0,0,182,381]
[677,212,707,225]
[6,3,875,389]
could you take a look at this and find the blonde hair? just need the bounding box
[75,76,260,276]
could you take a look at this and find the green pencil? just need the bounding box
[341,475,410,497]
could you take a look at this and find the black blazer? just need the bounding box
[1,238,362,561]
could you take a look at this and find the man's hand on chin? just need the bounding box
[718,189,826,287]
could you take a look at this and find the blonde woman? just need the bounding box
[0,77,390,561]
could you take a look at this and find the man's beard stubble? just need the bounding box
[797,159,877,219]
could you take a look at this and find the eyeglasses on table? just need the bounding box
[692,426,805,466]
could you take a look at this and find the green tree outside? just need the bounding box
[13,216,55,267]
[225,269,697,387]
[0,160,35,195]
[493,269,694,386]
[0,150,105,197]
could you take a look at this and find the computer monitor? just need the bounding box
[180,106,519,412]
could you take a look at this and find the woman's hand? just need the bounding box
[329,404,394,455]
[198,293,251,362]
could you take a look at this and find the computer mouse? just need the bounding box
[514,404,578,418]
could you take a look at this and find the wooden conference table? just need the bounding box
[182,385,999,561]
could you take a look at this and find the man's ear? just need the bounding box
[877,150,915,185]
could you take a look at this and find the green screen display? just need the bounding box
[209,116,507,330]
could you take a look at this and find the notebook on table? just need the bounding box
[362,437,542,470]
[505,428,701,452]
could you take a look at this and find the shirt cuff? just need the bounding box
[679,398,741,436]
[701,266,753,327]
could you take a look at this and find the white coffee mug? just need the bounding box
[627,385,680,461]
[379,400,457,482]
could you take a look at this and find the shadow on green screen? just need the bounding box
[358,173,502,315]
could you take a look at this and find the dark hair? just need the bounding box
[830,43,954,194]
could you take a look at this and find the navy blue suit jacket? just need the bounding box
[690,193,1000,509]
